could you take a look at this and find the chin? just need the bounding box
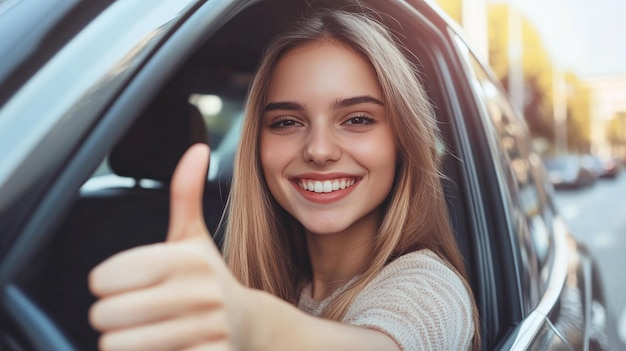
[302,223,350,236]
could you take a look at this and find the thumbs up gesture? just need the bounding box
[89,144,250,351]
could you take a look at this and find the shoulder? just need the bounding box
[382,249,454,273]
[364,250,469,301]
[378,250,464,286]
[343,250,474,350]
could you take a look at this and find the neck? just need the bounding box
[305,210,380,300]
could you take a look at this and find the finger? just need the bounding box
[90,273,224,331]
[89,241,210,297]
[98,310,230,351]
[167,143,211,242]
[181,341,231,351]
[165,144,227,272]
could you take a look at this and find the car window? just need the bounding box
[188,94,242,151]
[459,40,555,311]
[83,71,248,191]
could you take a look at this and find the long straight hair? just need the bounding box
[223,9,480,349]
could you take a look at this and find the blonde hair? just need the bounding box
[223,9,480,349]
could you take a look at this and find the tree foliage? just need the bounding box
[434,0,462,24]
[434,0,592,152]
[565,72,592,151]
[487,4,554,140]
[607,112,626,145]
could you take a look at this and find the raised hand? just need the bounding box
[89,144,249,351]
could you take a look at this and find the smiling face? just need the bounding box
[259,40,397,238]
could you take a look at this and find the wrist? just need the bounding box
[244,289,304,351]
[239,289,273,351]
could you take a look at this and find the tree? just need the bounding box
[564,72,592,152]
[434,1,593,151]
[606,112,626,160]
[487,4,555,140]
[607,112,626,145]
[434,0,462,25]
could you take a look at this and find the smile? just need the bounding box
[298,178,357,193]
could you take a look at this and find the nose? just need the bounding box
[303,125,341,165]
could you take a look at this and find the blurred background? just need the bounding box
[433,0,626,345]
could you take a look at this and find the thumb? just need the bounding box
[167,143,211,242]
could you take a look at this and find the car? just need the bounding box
[599,156,621,178]
[581,154,622,180]
[545,154,597,189]
[582,154,606,179]
[0,0,621,350]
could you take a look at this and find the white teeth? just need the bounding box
[300,178,357,193]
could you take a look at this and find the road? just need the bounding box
[553,172,626,349]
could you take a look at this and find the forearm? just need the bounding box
[246,290,400,351]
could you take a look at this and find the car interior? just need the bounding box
[8,1,498,350]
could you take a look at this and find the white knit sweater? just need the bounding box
[297,250,474,351]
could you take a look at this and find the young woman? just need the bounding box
[89,10,480,351]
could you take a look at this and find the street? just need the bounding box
[553,172,626,348]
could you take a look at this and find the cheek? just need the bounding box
[259,135,275,179]
[351,133,397,180]
[259,134,292,188]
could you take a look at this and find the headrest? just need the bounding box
[108,98,208,182]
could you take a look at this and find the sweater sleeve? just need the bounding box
[342,250,474,351]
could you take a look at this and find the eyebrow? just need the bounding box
[263,95,384,113]
[332,95,384,109]
[264,101,305,112]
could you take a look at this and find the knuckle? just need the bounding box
[194,281,226,308]
[88,267,106,297]
[88,302,106,331]
[200,310,230,340]
[98,333,116,351]
[173,241,210,266]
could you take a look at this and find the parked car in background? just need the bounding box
[545,154,597,189]
[582,154,606,179]
[579,154,623,180]
[599,156,622,178]
[0,0,621,350]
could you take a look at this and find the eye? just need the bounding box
[269,117,303,129]
[343,115,375,126]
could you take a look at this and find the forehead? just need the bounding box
[266,40,382,102]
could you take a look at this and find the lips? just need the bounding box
[298,178,357,193]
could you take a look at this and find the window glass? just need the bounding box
[188,93,243,152]
[455,36,555,308]
[84,71,248,189]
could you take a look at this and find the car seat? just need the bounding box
[20,93,228,351]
